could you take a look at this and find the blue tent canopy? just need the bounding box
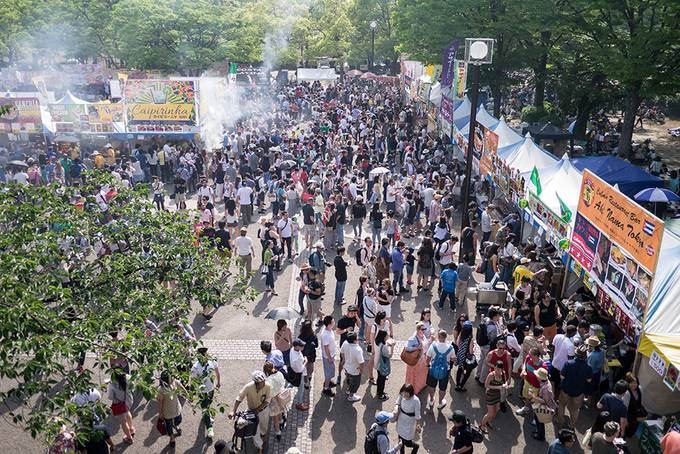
[571,156,663,197]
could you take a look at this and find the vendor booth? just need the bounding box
[572,156,663,197]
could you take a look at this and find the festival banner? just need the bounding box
[87,103,124,133]
[48,103,89,133]
[123,80,198,133]
[453,61,467,99]
[0,97,42,133]
[479,126,499,177]
[440,95,454,124]
[527,191,571,250]
[569,169,664,331]
[441,40,460,87]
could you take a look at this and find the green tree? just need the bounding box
[0,174,254,444]
[347,0,398,72]
[0,0,49,66]
[564,0,680,158]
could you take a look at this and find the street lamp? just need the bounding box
[369,21,377,69]
[459,38,494,258]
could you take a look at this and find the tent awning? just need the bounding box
[572,156,663,197]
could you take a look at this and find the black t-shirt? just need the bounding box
[370,211,383,228]
[225,198,236,215]
[302,204,315,225]
[334,255,348,281]
[215,229,231,250]
[308,280,322,300]
[337,315,358,346]
[352,203,367,219]
[215,167,225,184]
[336,203,346,224]
[452,425,474,452]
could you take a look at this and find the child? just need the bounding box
[405,247,415,286]
[291,216,300,257]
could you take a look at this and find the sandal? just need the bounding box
[368,378,376,385]
[123,437,134,445]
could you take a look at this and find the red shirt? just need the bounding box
[489,349,511,379]
[524,355,545,388]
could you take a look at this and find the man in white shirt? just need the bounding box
[289,339,309,411]
[233,227,254,275]
[197,180,214,205]
[237,184,254,225]
[13,170,29,185]
[421,183,436,218]
[339,332,364,402]
[386,180,397,213]
[277,210,293,262]
[426,330,456,409]
[320,315,337,397]
[552,325,577,394]
[481,204,494,244]
[190,347,221,439]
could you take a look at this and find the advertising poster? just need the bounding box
[124,79,198,133]
[441,40,460,87]
[87,103,124,133]
[48,103,89,133]
[664,364,678,391]
[479,126,499,177]
[0,97,43,133]
[570,212,600,271]
[527,191,571,250]
[453,61,467,99]
[440,95,454,124]
[571,170,664,332]
[649,350,667,376]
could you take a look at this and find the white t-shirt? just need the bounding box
[339,341,364,375]
[191,359,219,393]
[290,349,306,375]
[237,186,253,205]
[421,187,435,206]
[386,184,396,203]
[481,210,492,233]
[552,334,575,371]
[426,341,456,362]
[437,241,454,265]
[234,236,252,256]
[13,172,28,185]
[396,395,421,440]
[320,328,336,359]
[277,218,292,238]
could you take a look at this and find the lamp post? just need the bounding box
[370,21,377,69]
[459,38,494,259]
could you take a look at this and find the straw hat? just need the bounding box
[586,336,601,347]
[300,263,311,271]
[535,368,549,381]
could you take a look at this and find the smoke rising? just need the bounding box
[262,0,315,73]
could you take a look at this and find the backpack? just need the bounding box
[429,345,453,380]
[468,423,485,443]
[489,333,506,350]
[476,322,490,347]
[355,247,367,266]
[364,425,386,454]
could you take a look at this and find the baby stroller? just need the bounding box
[232,410,259,452]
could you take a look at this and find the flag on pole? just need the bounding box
[228,63,238,84]
[556,193,572,222]
[530,166,542,196]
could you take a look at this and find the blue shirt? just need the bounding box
[440,269,459,292]
[587,349,604,376]
[266,350,285,370]
[560,358,593,397]
[391,249,404,271]
[547,439,570,454]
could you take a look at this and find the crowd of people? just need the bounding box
[4,75,676,454]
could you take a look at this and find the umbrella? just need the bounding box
[280,160,298,169]
[346,69,363,78]
[369,166,390,176]
[360,72,377,80]
[265,307,301,320]
[7,160,28,169]
[634,187,680,203]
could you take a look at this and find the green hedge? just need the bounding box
[521,102,563,125]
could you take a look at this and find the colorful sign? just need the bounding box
[0,97,42,133]
[440,96,454,124]
[441,40,460,87]
[650,350,667,376]
[570,212,600,271]
[577,169,664,273]
[528,191,571,250]
[453,61,467,99]
[479,126,499,177]
[664,363,678,391]
[123,80,198,133]
[571,170,664,332]
[48,103,88,133]
[87,103,124,133]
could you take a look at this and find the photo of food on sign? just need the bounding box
[610,245,627,267]
[594,234,612,283]
[625,259,638,282]
[638,268,652,295]
[633,290,648,321]
[606,263,624,291]
[623,276,636,305]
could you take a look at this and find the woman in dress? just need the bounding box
[157,371,187,447]
[453,313,470,341]
[455,321,476,392]
[623,373,647,438]
[393,383,422,454]
[416,235,435,291]
[480,361,508,433]
[108,371,135,444]
[534,291,561,342]
[264,361,291,442]
[419,308,433,340]
[377,278,395,323]
[368,311,392,384]
[528,367,557,441]
[404,321,430,395]
[484,243,499,283]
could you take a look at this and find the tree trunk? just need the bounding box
[619,84,642,159]
[533,53,548,110]
[573,96,593,140]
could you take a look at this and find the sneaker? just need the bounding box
[348,394,361,402]
[378,393,389,401]
[427,398,434,408]
[328,381,337,388]
[322,389,335,397]
[206,427,214,439]
[437,399,447,410]
[515,407,530,416]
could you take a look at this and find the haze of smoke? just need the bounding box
[262,0,315,74]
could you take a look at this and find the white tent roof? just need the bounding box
[429,82,442,106]
[459,105,499,135]
[492,116,523,149]
[452,96,471,122]
[296,68,337,81]
[523,154,582,219]
[53,90,89,105]
[504,133,559,174]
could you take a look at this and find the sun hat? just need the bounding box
[586,336,601,347]
[535,368,549,381]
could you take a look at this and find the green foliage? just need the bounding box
[0,174,255,443]
[520,102,562,125]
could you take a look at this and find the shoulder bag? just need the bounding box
[400,337,422,366]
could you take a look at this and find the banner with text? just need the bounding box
[87,103,124,133]
[48,103,88,133]
[569,169,664,329]
[0,97,42,133]
[124,80,198,133]
[441,40,460,87]
[453,61,467,99]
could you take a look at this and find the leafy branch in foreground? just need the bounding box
[0,173,255,444]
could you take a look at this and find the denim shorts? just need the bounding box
[322,357,335,379]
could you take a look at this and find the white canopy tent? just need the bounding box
[452,96,471,123]
[53,90,89,105]
[296,68,337,83]
[459,104,499,135]
[492,116,523,149]
[504,133,559,174]
[522,154,582,218]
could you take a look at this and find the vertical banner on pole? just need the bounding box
[440,40,460,88]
